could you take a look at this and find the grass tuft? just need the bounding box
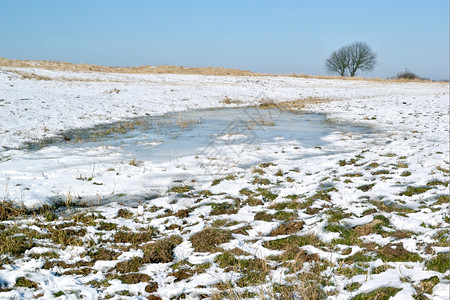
[117,208,133,218]
[264,233,321,250]
[113,227,158,245]
[353,287,401,300]
[0,201,27,221]
[142,235,183,263]
[425,253,449,273]
[15,277,38,289]
[190,228,232,252]
[0,226,36,256]
[326,224,361,246]
[357,183,375,192]
[399,186,431,196]
[378,243,422,262]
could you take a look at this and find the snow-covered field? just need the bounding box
[0,67,448,299]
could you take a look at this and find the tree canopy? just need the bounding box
[325,42,377,77]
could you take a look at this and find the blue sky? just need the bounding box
[1,1,448,79]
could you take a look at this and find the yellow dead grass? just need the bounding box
[0,57,446,85]
[6,69,112,82]
[259,97,335,111]
[291,73,445,84]
[0,57,261,77]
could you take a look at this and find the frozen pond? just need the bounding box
[23,106,372,163]
[1,106,373,207]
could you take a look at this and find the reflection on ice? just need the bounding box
[25,107,371,164]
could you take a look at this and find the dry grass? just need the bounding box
[256,96,336,112]
[113,227,157,245]
[0,200,27,221]
[6,69,101,82]
[2,57,445,83]
[0,57,259,76]
[292,73,442,83]
[221,96,244,105]
[141,235,183,263]
[190,227,232,252]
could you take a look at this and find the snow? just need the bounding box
[0,66,449,299]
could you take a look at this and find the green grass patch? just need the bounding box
[237,258,271,287]
[254,210,296,222]
[327,209,351,223]
[373,214,390,225]
[15,277,38,289]
[0,229,34,256]
[345,282,361,292]
[362,208,377,216]
[215,251,270,287]
[167,185,193,194]
[353,287,401,300]
[371,170,390,175]
[257,188,278,200]
[211,179,222,186]
[98,222,117,231]
[273,211,297,222]
[342,251,376,264]
[239,188,254,196]
[426,253,449,273]
[435,195,450,205]
[215,251,239,269]
[369,200,415,213]
[307,187,337,202]
[325,224,361,246]
[336,266,367,277]
[377,243,422,262]
[427,180,449,187]
[285,194,300,201]
[269,200,304,210]
[399,186,431,196]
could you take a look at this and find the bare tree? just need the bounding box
[325,47,349,76]
[325,42,377,77]
[346,42,377,76]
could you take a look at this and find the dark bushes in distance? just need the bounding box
[394,69,428,81]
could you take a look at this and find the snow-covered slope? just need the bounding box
[0,67,448,299]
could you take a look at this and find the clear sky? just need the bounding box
[1,1,449,80]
